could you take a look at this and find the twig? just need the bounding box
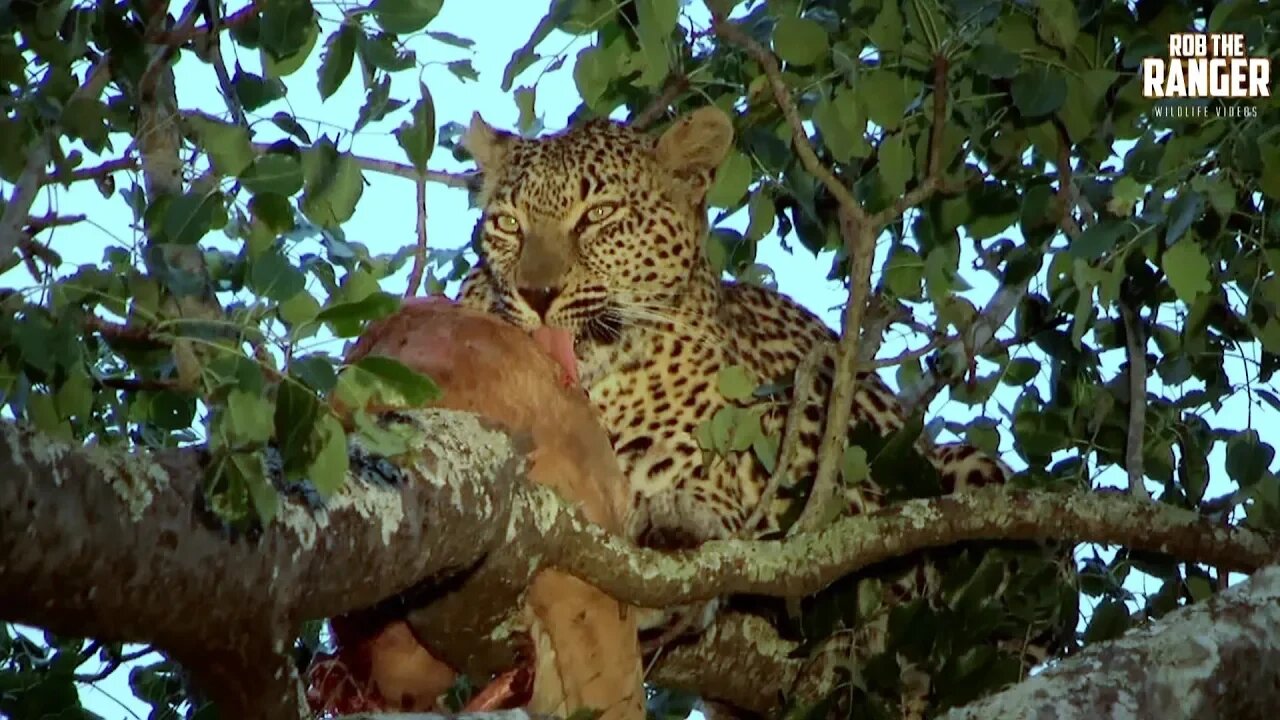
[867,332,950,370]
[856,293,908,363]
[178,111,476,188]
[208,4,247,128]
[405,174,430,297]
[12,235,63,275]
[868,55,951,228]
[792,210,875,534]
[0,56,112,264]
[630,74,691,130]
[247,139,475,188]
[744,344,826,535]
[797,57,952,533]
[1120,303,1151,500]
[0,140,50,264]
[153,2,261,46]
[709,14,864,225]
[96,376,182,393]
[44,156,139,186]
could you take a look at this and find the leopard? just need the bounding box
[455,107,1076,717]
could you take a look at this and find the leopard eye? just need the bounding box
[584,203,618,224]
[493,214,521,233]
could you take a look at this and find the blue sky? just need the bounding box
[2,1,1273,717]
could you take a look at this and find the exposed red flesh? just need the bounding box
[461,666,533,711]
[531,326,580,389]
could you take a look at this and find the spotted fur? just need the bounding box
[455,109,1071,712]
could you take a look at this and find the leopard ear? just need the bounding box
[654,106,734,176]
[464,112,515,172]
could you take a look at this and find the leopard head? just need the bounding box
[462,107,734,349]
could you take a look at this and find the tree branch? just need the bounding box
[0,55,112,264]
[792,210,873,534]
[944,565,1280,719]
[630,73,691,130]
[1121,302,1151,500]
[405,173,430,297]
[744,344,825,535]
[0,409,527,720]
[548,488,1276,609]
[708,13,864,225]
[4,409,1279,715]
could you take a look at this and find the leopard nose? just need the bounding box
[518,286,562,319]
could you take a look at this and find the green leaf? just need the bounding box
[447,59,480,82]
[394,82,436,173]
[271,112,312,144]
[262,20,318,78]
[188,116,254,177]
[867,0,903,52]
[1164,192,1203,245]
[279,291,322,329]
[233,67,287,111]
[745,189,776,243]
[1069,220,1125,260]
[514,85,539,136]
[248,251,307,302]
[55,368,93,420]
[352,355,441,406]
[878,132,913,198]
[841,446,870,485]
[248,192,296,234]
[635,0,679,86]
[354,74,406,132]
[241,153,304,197]
[1011,66,1067,118]
[1226,431,1274,486]
[971,42,1019,79]
[707,150,752,209]
[1107,177,1145,215]
[428,30,475,48]
[227,388,275,446]
[1002,358,1040,386]
[1035,0,1078,51]
[860,70,910,130]
[753,431,780,475]
[233,452,278,523]
[260,0,316,58]
[163,191,220,245]
[1162,240,1211,305]
[316,290,401,323]
[275,379,321,475]
[773,17,828,67]
[292,355,338,393]
[308,414,349,496]
[717,365,756,402]
[573,43,615,110]
[301,140,364,228]
[883,246,924,299]
[372,0,443,35]
[317,24,357,100]
[1083,599,1131,643]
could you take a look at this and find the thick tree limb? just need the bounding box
[4,412,1278,717]
[0,410,526,720]
[944,564,1280,720]
[548,489,1276,609]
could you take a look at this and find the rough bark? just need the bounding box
[944,564,1280,720]
[3,414,1278,718]
[0,410,527,720]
